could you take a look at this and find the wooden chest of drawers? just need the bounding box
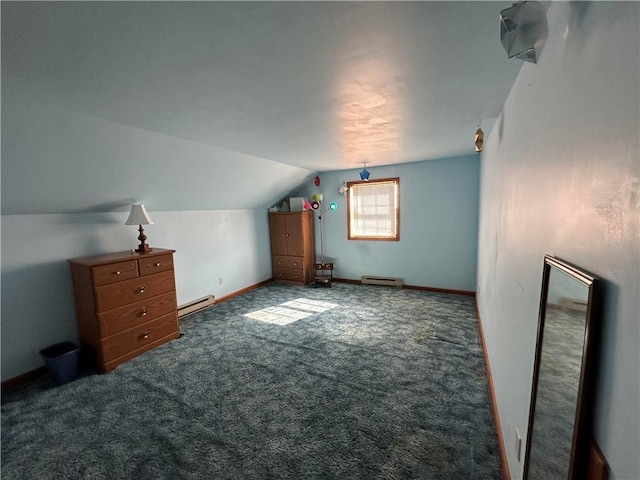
[68,248,180,373]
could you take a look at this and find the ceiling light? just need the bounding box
[500,1,548,64]
[359,163,371,181]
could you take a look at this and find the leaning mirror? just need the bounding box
[524,255,599,480]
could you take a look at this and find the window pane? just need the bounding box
[347,178,399,240]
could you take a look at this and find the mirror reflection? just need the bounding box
[524,256,598,480]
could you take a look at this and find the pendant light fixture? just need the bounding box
[359,162,371,181]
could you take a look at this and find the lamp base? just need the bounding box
[135,243,152,253]
[134,225,152,253]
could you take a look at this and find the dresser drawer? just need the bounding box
[272,255,305,270]
[92,260,138,286]
[98,291,177,337]
[95,270,176,312]
[138,254,174,276]
[101,313,179,364]
[273,266,305,283]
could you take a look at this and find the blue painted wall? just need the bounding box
[295,156,480,292]
[477,3,639,479]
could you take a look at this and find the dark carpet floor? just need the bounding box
[2,282,503,479]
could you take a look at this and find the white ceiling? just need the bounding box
[3,1,526,173]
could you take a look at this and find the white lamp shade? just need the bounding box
[125,204,154,225]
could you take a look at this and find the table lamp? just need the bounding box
[125,204,154,253]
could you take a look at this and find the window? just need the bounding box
[347,177,399,241]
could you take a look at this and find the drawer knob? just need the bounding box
[138,309,148,317]
[154,262,161,267]
[136,286,146,294]
[114,271,121,275]
[140,332,150,340]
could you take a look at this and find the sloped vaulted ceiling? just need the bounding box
[1,1,524,214]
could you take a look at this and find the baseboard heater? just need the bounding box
[361,275,403,288]
[178,294,216,319]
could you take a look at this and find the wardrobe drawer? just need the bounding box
[98,291,177,337]
[272,255,304,270]
[273,266,305,283]
[95,270,176,312]
[138,254,174,276]
[101,313,179,363]
[92,260,138,286]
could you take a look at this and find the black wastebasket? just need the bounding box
[39,341,79,385]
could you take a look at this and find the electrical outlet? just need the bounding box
[515,428,522,462]
[218,276,224,285]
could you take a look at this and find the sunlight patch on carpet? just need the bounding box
[281,298,339,312]
[244,307,312,325]
[245,298,339,325]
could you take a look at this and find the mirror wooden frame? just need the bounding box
[523,255,599,480]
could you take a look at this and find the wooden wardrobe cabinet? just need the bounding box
[68,248,180,373]
[269,211,315,285]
